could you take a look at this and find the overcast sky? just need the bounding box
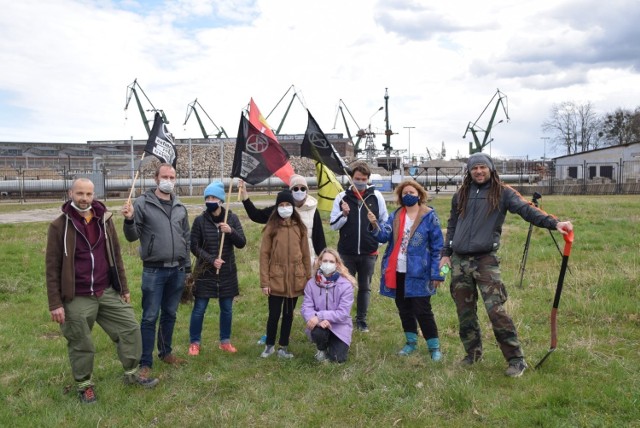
[1,0,639,161]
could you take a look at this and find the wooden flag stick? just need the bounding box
[216,179,234,274]
[126,152,146,205]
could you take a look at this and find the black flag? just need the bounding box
[144,112,177,168]
[301,110,347,175]
[231,115,290,185]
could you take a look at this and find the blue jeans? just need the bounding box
[341,254,377,323]
[189,297,233,344]
[140,267,185,368]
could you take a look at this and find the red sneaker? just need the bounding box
[188,343,200,356]
[219,343,237,353]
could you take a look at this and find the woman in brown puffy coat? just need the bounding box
[259,190,311,359]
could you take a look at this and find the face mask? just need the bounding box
[278,206,294,218]
[158,179,175,194]
[70,201,92,213]
[402,194,420,207]
[353,181,367,191]
[320,262,337,276]
[292,190,307,202]
[206,202,219,213]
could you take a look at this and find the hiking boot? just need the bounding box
[505,359,528,378]
[124,370,159,389]
[277,347,294,359]
[257,335,267,345]
[315,350,328,362]
[138,366,152,378]
[260,345,275,358]
[356,321,369,333]
[161,354,187,366]
[460,353,482,366]
[78,385,97,404]
[188,343,200,356]
[219,343,237,353]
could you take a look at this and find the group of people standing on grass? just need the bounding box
[45,155,573,404]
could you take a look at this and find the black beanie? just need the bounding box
[275,189,294,206]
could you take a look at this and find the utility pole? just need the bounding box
[540,137,550,162]
[403,126,415,166]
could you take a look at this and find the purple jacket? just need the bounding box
[301,273,354,346]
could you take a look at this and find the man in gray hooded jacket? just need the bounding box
[439,153,573,378]
[122,163,191,377]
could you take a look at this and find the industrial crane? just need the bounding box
[332,99,366,156]
[183,99,228,138]
[463,89,509,154]
[124,78,168,136]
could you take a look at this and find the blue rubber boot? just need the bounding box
[398,332,418,356]
[427,338,442,362]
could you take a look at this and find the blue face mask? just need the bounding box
[353,181,367,191]
[402,194,420,207]
[206,202,219,213]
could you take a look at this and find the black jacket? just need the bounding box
[444,182,559,256]
[190,208,246,298]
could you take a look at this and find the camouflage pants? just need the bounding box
[449,252,523,362]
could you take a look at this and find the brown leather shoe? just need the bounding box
[138,366,152,378]
[160,354,187,365]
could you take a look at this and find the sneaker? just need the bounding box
[219,343,237,353]
[257,335,267,345]
[188,343,200,356]
[460,352,483,366]
[315,350,328,362]
[277,347,294,359]
[398,343,417,356]
[78,386,97,404]
[356,321,370,333]
[505,359,528,378]
[161,354,187,366]
[260,345,275,358]
[124,370,159,389]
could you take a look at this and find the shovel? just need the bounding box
[535,230,574,369]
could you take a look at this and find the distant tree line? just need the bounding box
[542,101,640,155]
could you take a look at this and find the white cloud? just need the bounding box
[0,0,639,162]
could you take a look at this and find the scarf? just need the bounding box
[315,270,340,289]
[384,207,406,289]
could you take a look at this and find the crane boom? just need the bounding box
[183,99,228,139]
[124,78,168,136]
[463,89,509,154]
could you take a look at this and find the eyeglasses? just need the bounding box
[292,186,307,192]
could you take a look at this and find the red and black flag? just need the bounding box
[231,114,291,185]
[301,110,347,175]
[144,112,177,168]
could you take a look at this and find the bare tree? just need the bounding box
[542,101,602,155]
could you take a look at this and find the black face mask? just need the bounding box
[206,202,219,213]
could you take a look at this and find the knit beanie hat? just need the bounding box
[467,153,495,172]
[204,181,225,202]
[275,189,294,206]
[289,174,308,190]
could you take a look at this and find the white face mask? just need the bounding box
[292,190,307,202]
[278,206,294,218]
[320,262,337,276]
[70,201,92,213]
[158,179,175,194]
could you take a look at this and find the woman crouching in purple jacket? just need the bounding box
[301,248,356,363]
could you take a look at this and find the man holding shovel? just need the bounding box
[439,153,573,377]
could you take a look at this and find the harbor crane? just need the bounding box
[463,89,509,154]
[183,99,228,138]
[124,78,168,136]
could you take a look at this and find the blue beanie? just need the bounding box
[204,181,225,202]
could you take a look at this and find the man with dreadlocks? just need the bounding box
[439,153,573,377]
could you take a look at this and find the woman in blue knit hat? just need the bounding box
[188,181,246,356]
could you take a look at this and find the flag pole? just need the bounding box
[126,152,146,205]
[216,179,234,274]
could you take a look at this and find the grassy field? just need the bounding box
[0,193,638,427]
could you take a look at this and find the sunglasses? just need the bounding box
[292,186,307,192]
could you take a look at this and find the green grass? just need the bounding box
[0,194,638,427]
